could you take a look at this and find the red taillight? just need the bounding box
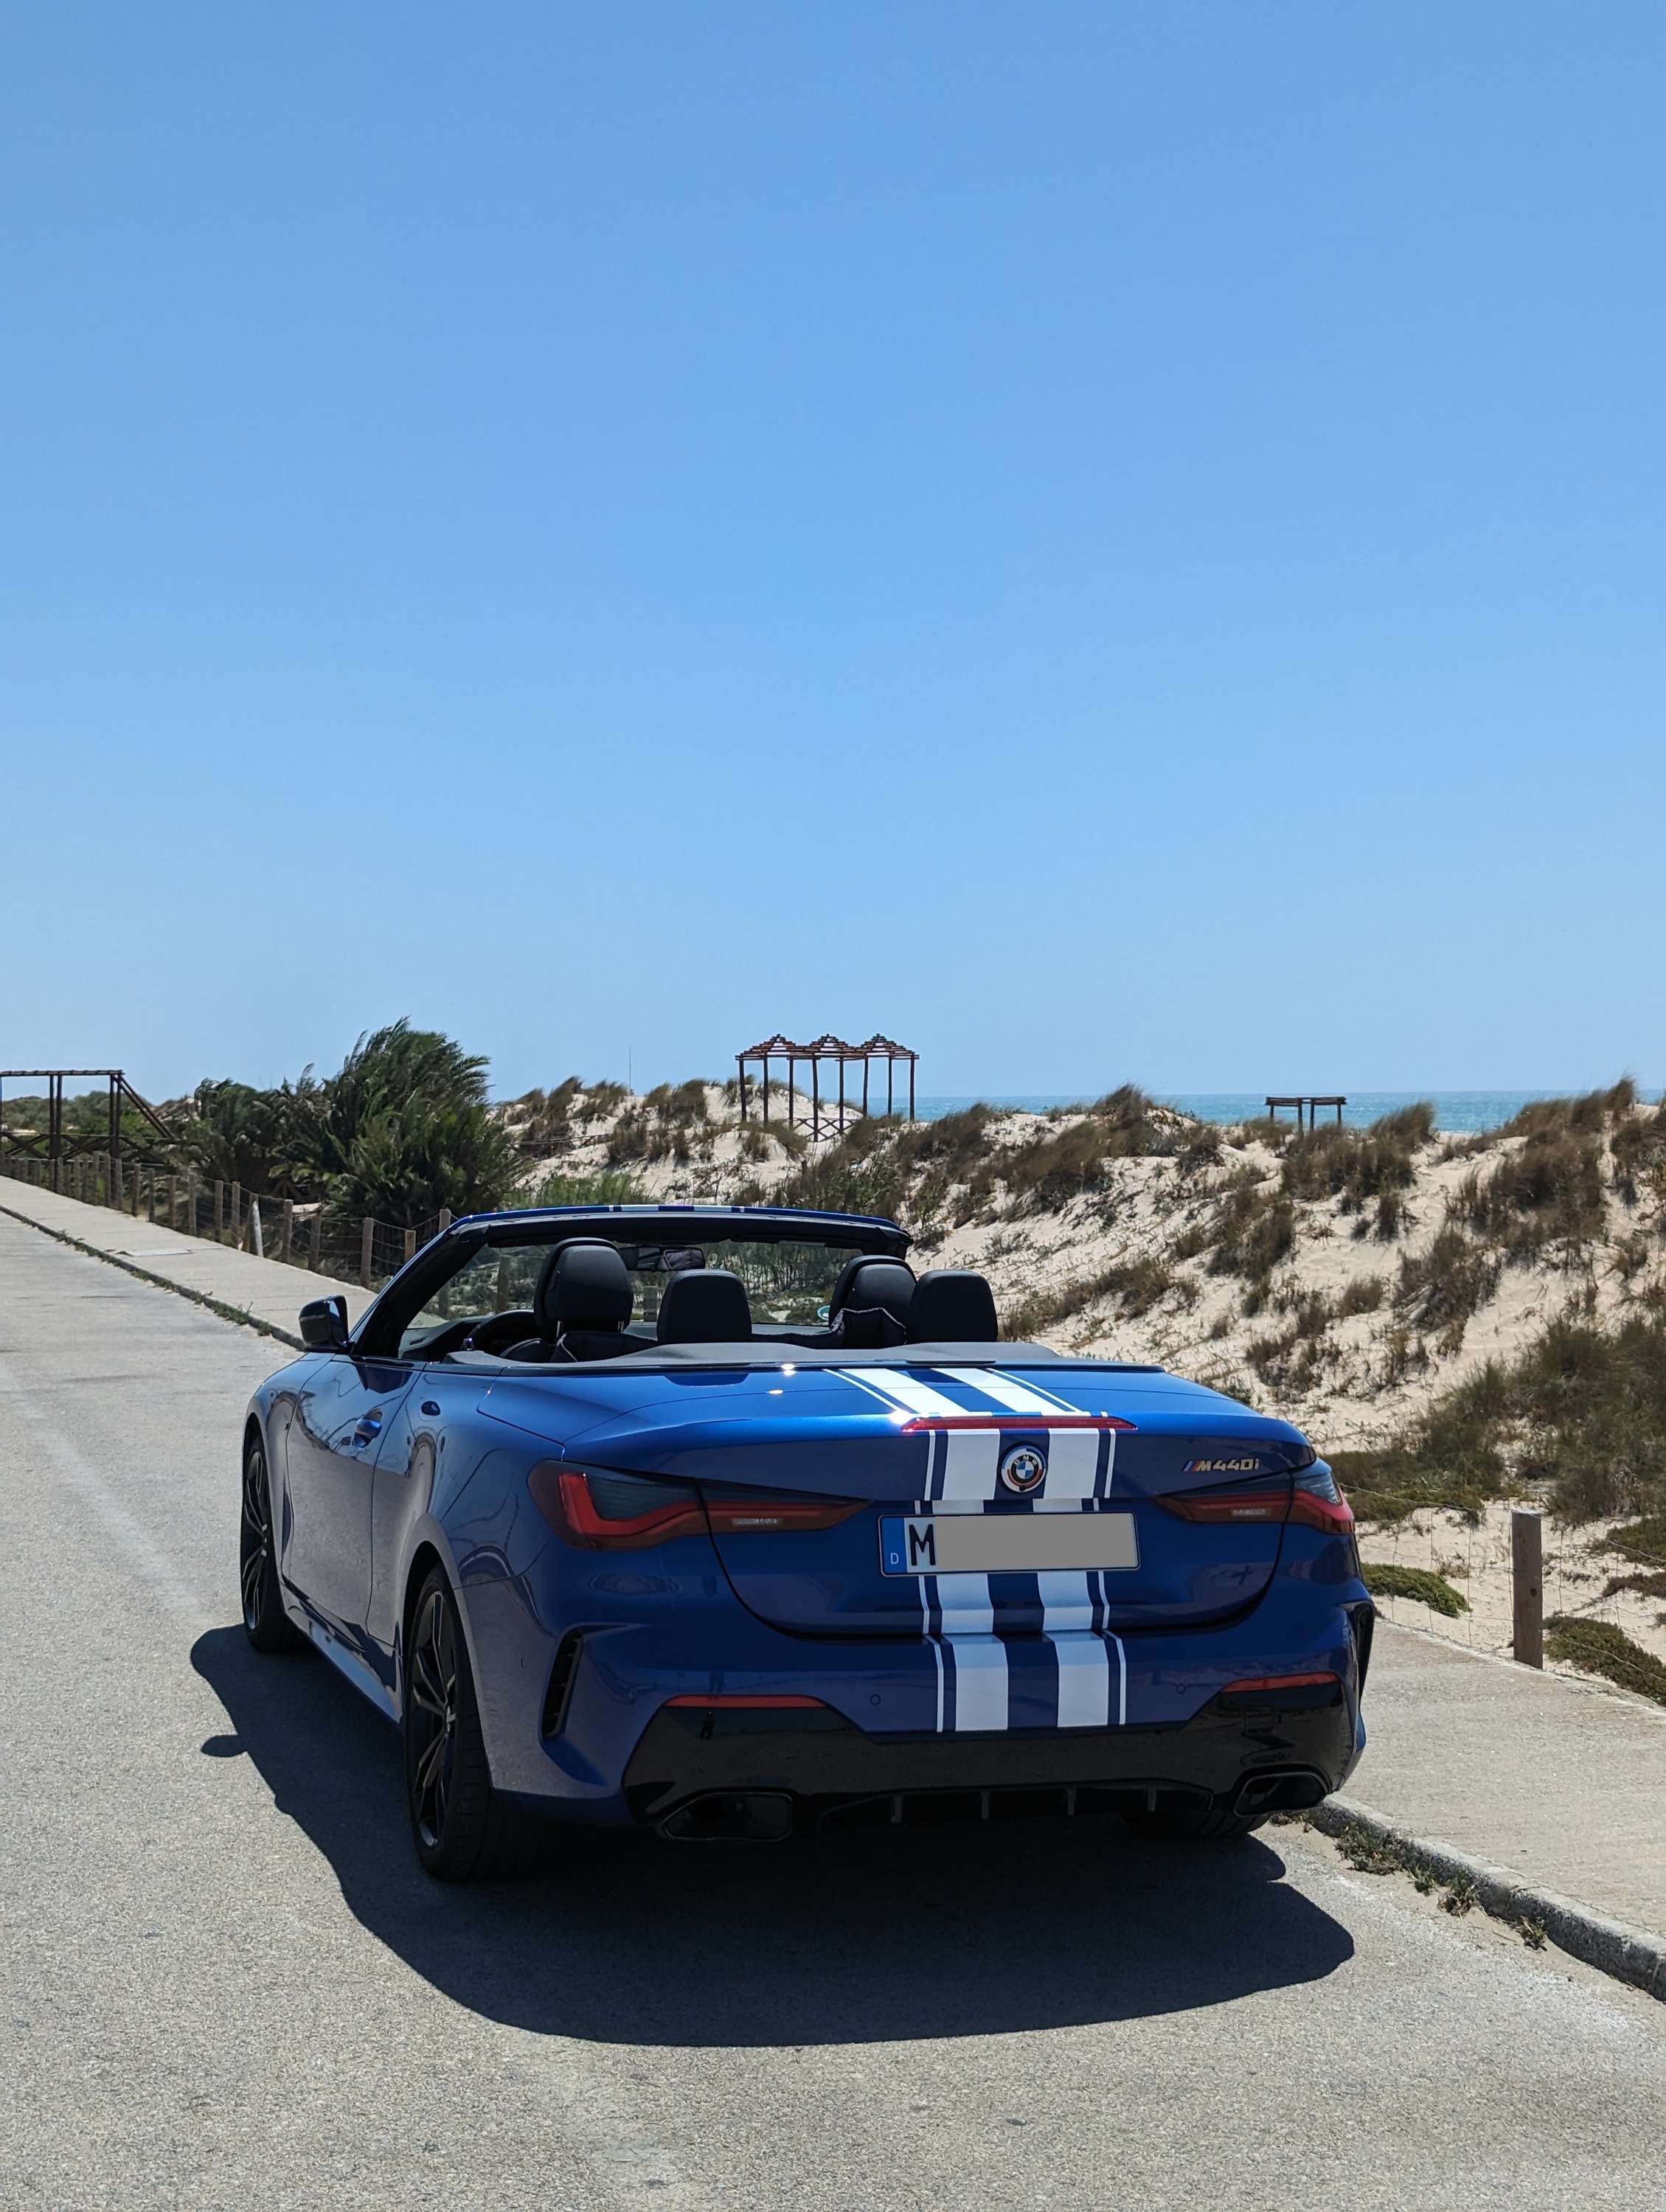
[1288,1485,1355,1536]
[705,1496,864,1534]
[528,1467,707,1551]
[527,1465,863,1551]
[1156,1467,1355,1536]
[664,1694,827,1709]
[1221,1671,1339,1695]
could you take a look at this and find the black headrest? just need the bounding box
[656,1268,752,1344]
[828,1255,915,1324]
[906,1269,999,1343]
[533,1240,634,1336]
[829,1258,916,1346]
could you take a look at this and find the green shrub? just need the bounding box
[1207,1180,1296,1281]
[1003,1256,1177,1340]
[1454,1134,1606,1255]
[1545,1616,1666,1706]
[1331,1310,1666,1525]
[1603,1516,1666,1568]
[1280,1103,1434,1216]
[1395,1225,1500,1347]
[1499,1081,1636,1141]
[524,1167,647,1208]
[1361,1563,1468,1615]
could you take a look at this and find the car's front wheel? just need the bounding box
[240,1436,304,1653]
[404,1567,549,1882]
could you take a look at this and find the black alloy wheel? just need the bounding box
[403,1567,548,1882]
[240,1437,304,1653]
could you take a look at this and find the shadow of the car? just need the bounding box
[193,1625,1353,2048]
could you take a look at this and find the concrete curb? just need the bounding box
[1309,1792,1666,2002]
[0,1199,307,1352]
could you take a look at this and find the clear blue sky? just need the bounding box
[4,4,1665,1104]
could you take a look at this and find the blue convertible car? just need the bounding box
[240,1203,1373,1879]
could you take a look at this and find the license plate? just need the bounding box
[879,1512,1139,1576]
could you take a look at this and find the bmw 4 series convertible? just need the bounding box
[239,1203,1374,1879]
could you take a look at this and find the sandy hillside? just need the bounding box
[495,1077,1666,1677]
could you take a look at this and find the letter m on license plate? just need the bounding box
[881,1517,940,1573]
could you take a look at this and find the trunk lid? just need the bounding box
[488,1359,1313,1638]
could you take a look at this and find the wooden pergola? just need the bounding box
[1266,1094,1347,1130]
[737,1033,917,1139]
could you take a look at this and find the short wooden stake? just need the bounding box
[361,1217,375,1288]
[1513,1509,1544,1669]
[281,1198,294,1265]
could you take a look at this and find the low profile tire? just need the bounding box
[1121,1801,1267,1843]
[404,1568,549,1882]
[240,1436,304,1653]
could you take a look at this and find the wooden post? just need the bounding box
[229,1181,241,1245]
[309,1211,321,1270]
[214,1180,224,1240]
[403,1227,417,1264]
[280,1198,294,1265]
[737,1054,748,1122]
[909,1057,916,1121]
[439,1208,452,1234]
[168,1174,178,1230]
[250,1198,263,1258]
[361,1217,375,1289]
[811,1056,820,1141]
[187,1168,199,1237]
[1513,1510,1544,1668]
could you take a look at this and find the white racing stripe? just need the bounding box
[947,1636,1009,1731]
[836,1368,965,1420]
[1042,1427,1100,1498]
[945,1369,1077,1416]
[1038,1568,1111,1730]
[939,1428,1001,1499]
[1052,1635,1114,1728]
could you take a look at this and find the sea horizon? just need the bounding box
[912,1089,1653,1134]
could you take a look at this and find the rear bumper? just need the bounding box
[621,1680,1356,1835]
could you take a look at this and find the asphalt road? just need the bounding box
[4,1212,1665,2212]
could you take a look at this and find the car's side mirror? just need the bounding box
[299,1295,350,1351]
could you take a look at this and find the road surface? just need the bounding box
[3,1214,1663,2211]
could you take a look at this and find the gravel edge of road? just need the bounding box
[1308,1792,1666,2002]
[0,1197,305,1351]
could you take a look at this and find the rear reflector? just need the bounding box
[1220,1672,1339,1695]
[705,1496,864,1534]
[665,1694,827,1709]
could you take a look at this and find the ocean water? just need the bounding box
[913,1091,1625,1134]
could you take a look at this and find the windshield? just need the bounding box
[399,1231,877,1352]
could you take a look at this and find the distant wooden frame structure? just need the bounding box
[1266,1094,1347,1130]
[0,1068,175,1174]
[737,1034,917,1140]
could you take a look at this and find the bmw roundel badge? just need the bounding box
[999,1444,1047,1495]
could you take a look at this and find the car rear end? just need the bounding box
[482,1361,1373,1840]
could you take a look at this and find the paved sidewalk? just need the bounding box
[1350,1620,1666,1941]
[0,1178,370,1343]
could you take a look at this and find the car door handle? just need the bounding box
[351,1411,383,1447]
